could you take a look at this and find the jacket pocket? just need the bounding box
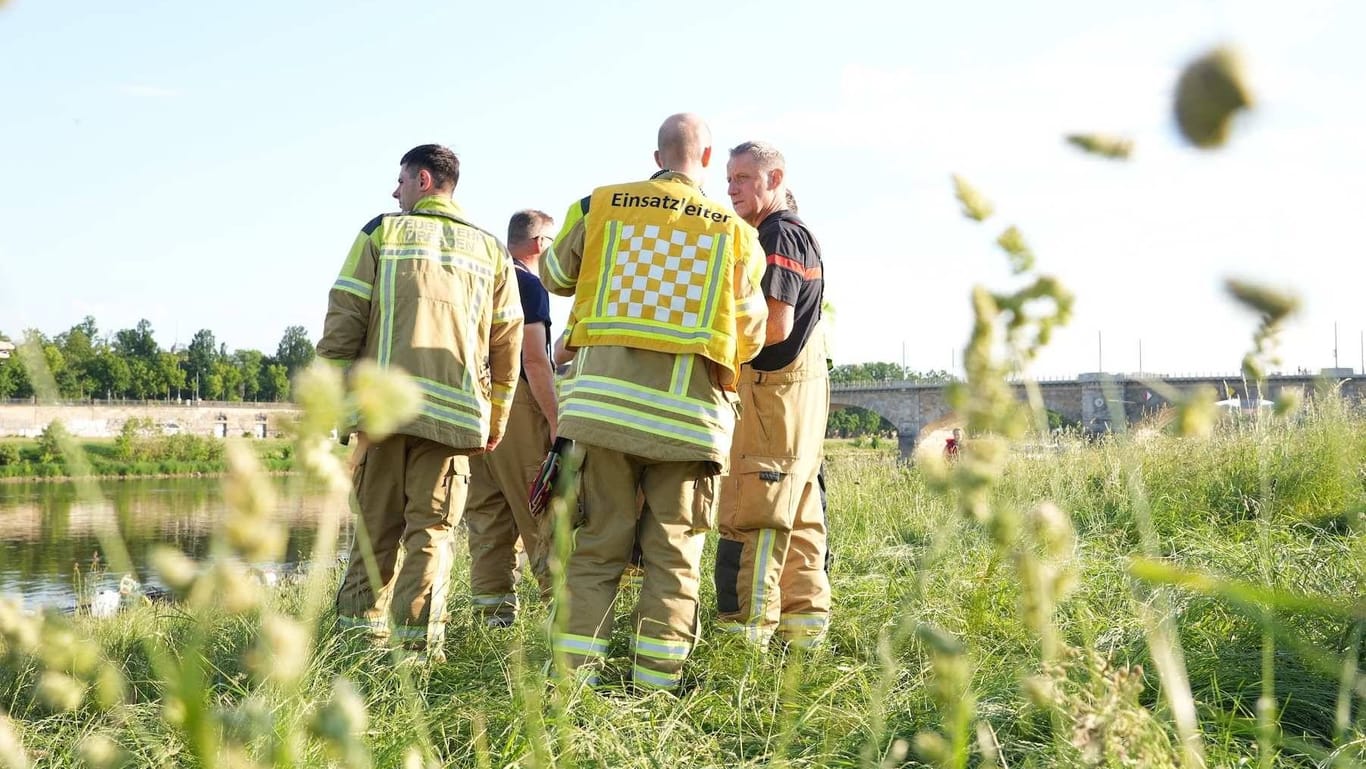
[728,454,798,532]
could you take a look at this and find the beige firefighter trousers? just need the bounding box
[466,385,553,622]
[550,446,718,690]
[335,433,470,651]
[715,334,831,648]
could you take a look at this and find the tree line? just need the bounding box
[0,317,316,402]
[829,362,955,384]
[0,326,945,438]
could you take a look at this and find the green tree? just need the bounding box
[233,349,264,401]
[126,357,163,399]
[275,325,315,380]
[54,317,99,398]
[159,351,187,399]
[261,362,290,402]
[0,331,32,399]
[113,319,160,361]
[186,329,218,399]
[212,358,244,402]
[89,351,132,399]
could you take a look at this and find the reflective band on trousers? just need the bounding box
[633,634,691,661]
[552,632,609,658]
[633,664,682,689]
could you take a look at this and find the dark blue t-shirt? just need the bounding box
[515,261,551,380]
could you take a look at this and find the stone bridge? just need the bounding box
[831,370,1365,457]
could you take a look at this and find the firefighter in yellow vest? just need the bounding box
[540,113,767,691]
[319,144,523,660]
[464,210,560,626]
[716,140,831,649]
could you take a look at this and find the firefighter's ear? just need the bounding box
[653,149,664,170]
[700,145,712,168]
[418,168,434,190]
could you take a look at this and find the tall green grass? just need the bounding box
[1,409,1362,767]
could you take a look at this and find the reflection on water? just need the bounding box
[0,477,351,609]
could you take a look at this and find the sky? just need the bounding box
[2,0,1364,379]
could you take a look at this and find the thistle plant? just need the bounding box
[906,174,1079,768]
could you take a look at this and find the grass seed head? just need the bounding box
[311,677,371,769]
[1273,387,1302,417]
[1173,386,1217,438]
[0,710,30,769]
[1175,46,1254,149]
[1065,133,1134,160]
[913,731,951,766]
[221,442,284,562]
[246,614,311,687]
[952,175,995,222]
[292,362,347,440]
[1224,279,1299,325]
[996,226,1035,274]
[200,560,261,615]
[36,671,84,712]
[349,361,422,441]
[148,546,198,593]
[75,734,130,769]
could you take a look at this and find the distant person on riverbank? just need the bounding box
[944,428,963,462]
[465,210,558,627]
[318,144,523,661]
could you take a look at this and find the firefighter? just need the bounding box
[716,140,831,649]
[540,113,767,690]
[320,144,523,660]
[465,210,560,627]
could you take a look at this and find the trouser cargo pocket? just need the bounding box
[726,455,798,532]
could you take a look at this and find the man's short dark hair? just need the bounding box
[507,209,554,244]
[400,144,460,190]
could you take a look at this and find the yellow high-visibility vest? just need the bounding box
[559,179,764,380]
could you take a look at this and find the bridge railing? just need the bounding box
[831,370,1355,391]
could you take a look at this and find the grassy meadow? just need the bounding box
[1,398,1363,768]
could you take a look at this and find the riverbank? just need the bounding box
[0,436,297,481]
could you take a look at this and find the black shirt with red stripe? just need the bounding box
[750,209,824,372]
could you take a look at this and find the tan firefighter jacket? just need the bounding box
[318,195,523,450]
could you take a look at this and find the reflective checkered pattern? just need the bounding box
[605,224,713,327]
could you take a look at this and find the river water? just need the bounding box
[0,477,351,609]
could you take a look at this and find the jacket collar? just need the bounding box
[650,169,701,188]
[411,195,467,217]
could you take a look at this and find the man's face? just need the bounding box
[392,165,426,212]
[726,153,778,224]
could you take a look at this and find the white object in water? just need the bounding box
[90,590,121,618]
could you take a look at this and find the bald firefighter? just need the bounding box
[320,144,523,660]
[716,140,830,649]
[541,113,767,691]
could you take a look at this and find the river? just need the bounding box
[0,477,351,610]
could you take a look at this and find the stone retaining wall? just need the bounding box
[0,403,300,439]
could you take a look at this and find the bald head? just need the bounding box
[655,113,713,179]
